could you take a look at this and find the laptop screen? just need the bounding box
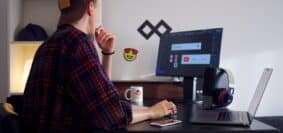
[248,68,273,117]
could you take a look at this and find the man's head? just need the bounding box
[58,0,101,35]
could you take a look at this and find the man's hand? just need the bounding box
[130,100,177,124]
[95,27,116,53]
[148,100,177,119]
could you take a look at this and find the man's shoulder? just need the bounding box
[55,27,87,44]
[43,27,88,49]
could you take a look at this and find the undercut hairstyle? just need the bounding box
[58,0,96,26]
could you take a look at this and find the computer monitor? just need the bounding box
[156,28,223,102]
[156,28,223,78]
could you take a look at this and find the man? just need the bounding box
[22,0,177,132]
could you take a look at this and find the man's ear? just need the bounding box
[87,1,95,16]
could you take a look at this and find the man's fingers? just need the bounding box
[96,27,108,40]
[169,102,177,114]
[96,30,107,42]
[161,99,168,104]
[95,26,104,34]
[101,34,115,46]
[166,101,177,115]
[100,33,113,43]
[95,28,102,37]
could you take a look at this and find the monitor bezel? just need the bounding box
[155,28,223,78]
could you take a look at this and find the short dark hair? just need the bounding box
[58,0,96,26]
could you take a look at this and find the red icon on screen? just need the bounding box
[183,57,190,63]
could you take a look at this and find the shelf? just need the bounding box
[112,80,180,84]
[11,41,43,46]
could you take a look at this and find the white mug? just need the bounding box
[124,86,143,103]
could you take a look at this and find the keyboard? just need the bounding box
[217,112,234,121]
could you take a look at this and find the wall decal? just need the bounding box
[124,48,139,62]
[137,20,172,40]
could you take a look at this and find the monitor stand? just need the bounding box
[183,76,214,108]
[183,77,198,103]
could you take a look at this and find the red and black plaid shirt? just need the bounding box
[22,25,132,132]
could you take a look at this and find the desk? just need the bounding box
[127,101,279,133]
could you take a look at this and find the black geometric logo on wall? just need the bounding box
[137,20,172,40]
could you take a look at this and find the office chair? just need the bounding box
[1,103,22,133]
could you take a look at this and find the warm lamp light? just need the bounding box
[21,59,33,92]
[10,43,40,94]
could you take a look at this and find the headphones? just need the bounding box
[203,68,235,109]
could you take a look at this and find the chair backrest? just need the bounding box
[6,95,23,115]
[1,103,22,133]
[0,115,3,133]
[2,114,21,133]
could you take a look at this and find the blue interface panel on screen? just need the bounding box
[156,28,223,78]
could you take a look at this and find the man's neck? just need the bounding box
[71,20,89,35]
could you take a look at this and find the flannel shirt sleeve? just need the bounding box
[68,40,132,130]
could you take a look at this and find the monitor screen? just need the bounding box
[156,28,223,77]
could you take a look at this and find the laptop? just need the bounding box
[190,68,273,127]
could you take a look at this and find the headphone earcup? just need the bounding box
[212,88,233,108]
[218,89,229,105]
[203,67,235,109]
[226,87,234,106]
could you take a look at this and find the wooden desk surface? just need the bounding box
[127,101,279,133]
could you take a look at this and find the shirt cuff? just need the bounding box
[120,100,133,125]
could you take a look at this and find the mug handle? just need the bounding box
[124,88,132,101]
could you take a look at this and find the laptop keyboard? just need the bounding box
[217,112,234,121]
